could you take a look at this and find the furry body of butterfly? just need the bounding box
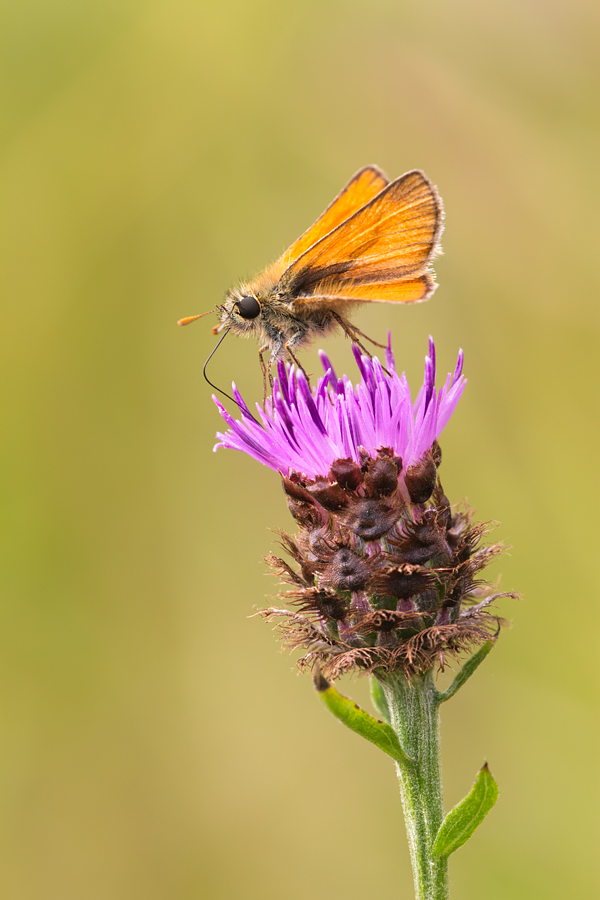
[181,165,443,376]
[222,280,351,359]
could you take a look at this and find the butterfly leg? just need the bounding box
[284,336,311,384]
[331,312,391,375]
[258,346,273,405]
[331,311,374,357]
[348,322,387,350]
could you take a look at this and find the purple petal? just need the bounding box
[385,331,395,373]
[452,349,464,386]
[213,337,466,479]
[318,350,337,384]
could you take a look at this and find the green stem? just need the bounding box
[378,671,448,900]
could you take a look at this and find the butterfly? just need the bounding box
[179,165,443,397]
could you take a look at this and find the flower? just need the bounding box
[213,336,512,679]
[214,334,465,481]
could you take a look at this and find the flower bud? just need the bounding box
[329,458,364,491]
[364,454,401,497]
[405,452,438,504]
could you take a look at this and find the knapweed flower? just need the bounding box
[214,336,509,678]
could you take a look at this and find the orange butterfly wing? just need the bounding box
[293,277,436,305]
[252,166,389,291]
[282,170,443,305]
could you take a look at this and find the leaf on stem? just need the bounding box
[432,763,499,858]
[370,676,391,724]
[313,668,410,765]
[437,640,496,703]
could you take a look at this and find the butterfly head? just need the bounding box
[213,286,263,336]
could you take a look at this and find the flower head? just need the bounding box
[213,336,511,679]
[214,334,465,481]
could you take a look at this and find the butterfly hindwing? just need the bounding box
[294,275,436,305]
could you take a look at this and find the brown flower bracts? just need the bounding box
[215,337,515,679]
[260,445,510,679]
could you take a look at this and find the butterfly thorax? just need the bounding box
[219,282,339,361]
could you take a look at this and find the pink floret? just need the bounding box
[214,333,466,479]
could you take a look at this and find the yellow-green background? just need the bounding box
[1,0,598,897]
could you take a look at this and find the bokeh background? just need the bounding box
[1,0,599,897]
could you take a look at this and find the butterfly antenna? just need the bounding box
[178,308,216,326]
[202,328,261,426]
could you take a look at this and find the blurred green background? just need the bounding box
[1,0,598,897]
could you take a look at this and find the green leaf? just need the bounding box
[370,676,391,724]
[314,669,410,765]
[438,641,496,704]
[432,763,499,858]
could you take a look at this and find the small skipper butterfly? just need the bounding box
[180,165,443,394]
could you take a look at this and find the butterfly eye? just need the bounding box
[236,296,261,319]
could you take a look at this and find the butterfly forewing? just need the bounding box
[284,170,443,303]
[253,166,390,290]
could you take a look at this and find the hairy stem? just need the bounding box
[378,671,448,900]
